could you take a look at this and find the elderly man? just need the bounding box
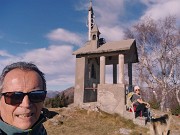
[0,62,47,134]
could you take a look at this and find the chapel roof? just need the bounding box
[73,39,135,55]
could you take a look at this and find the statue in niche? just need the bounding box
[91,64,96,79]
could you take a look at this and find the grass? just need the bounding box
[43,107,149,135]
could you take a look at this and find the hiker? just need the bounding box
[0,62,47,135]
[131,86,150,119]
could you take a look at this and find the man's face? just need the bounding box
[0,69,44,130]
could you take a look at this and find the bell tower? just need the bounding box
[88,0,95,40]
[90,24,101,49]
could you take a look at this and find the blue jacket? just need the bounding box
[0,114,47,135]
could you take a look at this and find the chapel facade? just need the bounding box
[73,1,138,115]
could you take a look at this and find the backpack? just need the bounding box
[126,92,134,109]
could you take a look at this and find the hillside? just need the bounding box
[47,87,74,99]
[47,90,61,98]
[43,106,180,135]
[58,87,74,99]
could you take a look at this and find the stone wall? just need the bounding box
[97,84,126,115]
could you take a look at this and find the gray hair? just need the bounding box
[0,62,46,94]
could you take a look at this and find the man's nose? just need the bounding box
[19,95,32,108]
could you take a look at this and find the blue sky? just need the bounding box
[0,0,180,91]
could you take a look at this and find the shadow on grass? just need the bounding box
[42,108,59,119]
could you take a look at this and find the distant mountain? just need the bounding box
[47,90,61,98]
[46,86,74,99]
[45,87,74,108]
[59,87,74,104]
[59,86,74,97]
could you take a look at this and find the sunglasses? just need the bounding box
[1,90,47,105]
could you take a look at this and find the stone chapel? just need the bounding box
[73,1,138,115]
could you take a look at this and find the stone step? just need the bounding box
[133,117,146,127]
[123,111,148,127]
[123,111,135,119]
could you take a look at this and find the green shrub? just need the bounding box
[149,94,160,109]
[44,92,69,108]
[171,105,180,116]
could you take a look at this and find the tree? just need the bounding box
[125,16,180,110]
[59,92,68,107]
[51,95,60,108]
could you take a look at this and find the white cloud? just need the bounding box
[24,45,75,90]
[22,45,75,74]
[94,0,124,26]
[0,50,14,58]
[46,28,84,46]
[21,45,76,90]
[141,0,180,21]
[0,45,76,91]
[48,74,74,86]
[0,51,18,73]
[100,26,124,41]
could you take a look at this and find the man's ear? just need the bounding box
[0,98,2,111]
[0,102,1,117]
[0,100,1,111]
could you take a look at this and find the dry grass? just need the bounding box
[43,107,149,135]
